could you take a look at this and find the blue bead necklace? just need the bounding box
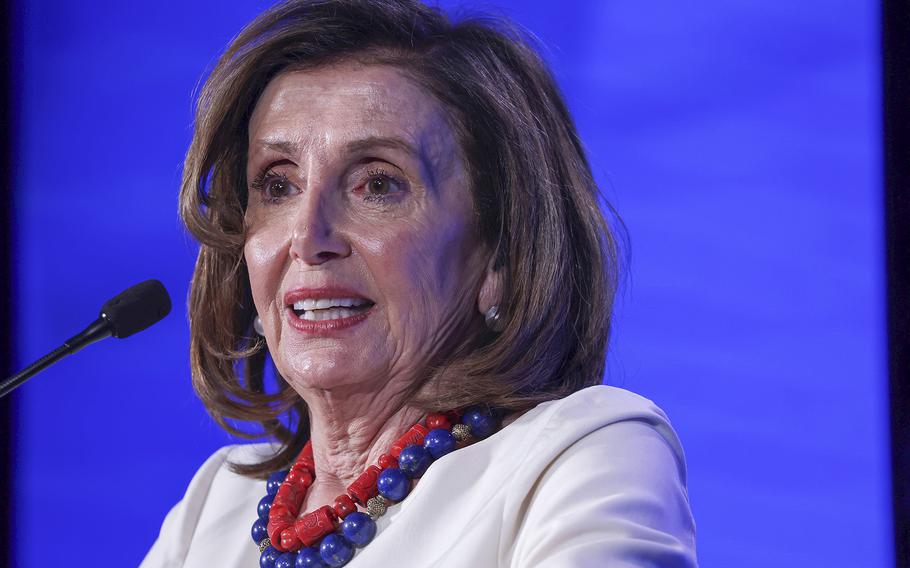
[252,406,499,568]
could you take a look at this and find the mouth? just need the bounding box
[282,288,376,334]
[289,297,375,322]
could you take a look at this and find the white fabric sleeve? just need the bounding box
[509,419,698,568]
[139,446,235,568]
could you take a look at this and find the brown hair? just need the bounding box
[180,0,625,477]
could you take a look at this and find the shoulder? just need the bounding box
[508,385,687,477]
[140,443,274,568]
[501,386,698,567]
[176,443,275,514]
[531,383,677,430]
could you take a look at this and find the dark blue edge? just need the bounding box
[1,0,14,563]
[884,0,910,566]
[1,0,14,565]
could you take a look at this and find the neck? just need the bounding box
[299,383,425,510]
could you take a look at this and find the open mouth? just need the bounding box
[289,297,375,322]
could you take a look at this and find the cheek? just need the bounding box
[360,215,477,313]
[244,223,289,313]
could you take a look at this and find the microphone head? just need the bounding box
[100,279,172,338]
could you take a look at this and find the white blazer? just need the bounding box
[141,385,698,567]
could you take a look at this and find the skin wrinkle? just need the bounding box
[243,62,495,510]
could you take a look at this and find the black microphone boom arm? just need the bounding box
[0,279,171,399]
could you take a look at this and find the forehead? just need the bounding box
[248,62,457,161]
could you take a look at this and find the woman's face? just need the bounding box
[244,62,486,395]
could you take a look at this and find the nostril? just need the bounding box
[289,222,352,265]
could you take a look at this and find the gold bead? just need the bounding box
[452,423,471,442]
[258,538,271,553]
[367,495,389,519]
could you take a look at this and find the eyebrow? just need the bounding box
[344,136,418,157]
[251,136,416,158]
[256,139,300,156]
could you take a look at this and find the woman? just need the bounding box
[142,0,697,566]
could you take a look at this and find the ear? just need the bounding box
[477,257,503,316]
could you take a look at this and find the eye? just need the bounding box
[363,169,404,199]
[250,170,296,203]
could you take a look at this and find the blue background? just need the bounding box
[10,0,890,566]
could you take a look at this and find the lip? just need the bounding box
[282,286,374,336]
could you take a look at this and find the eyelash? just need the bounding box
[362,168,405,203]
[249,169,291,204]
[248,167,407,205]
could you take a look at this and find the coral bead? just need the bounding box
[280,526,303,551]
[269,504,295,538]
[286,468,314,488]
[260,546,281,568]
[319,533,355,567]
[341,511,377,547]
[333,494,356,519]
[275,552,297,568]
[296,442,315,472]
[274,484,304,510]
[397,444,432,478]
[423,428,456,459]
[347,465,382,505]
[295,505,338,547]
[267,518,291,550]
[378,453,398,469]
[425,413,451,430]
[296,547,327,567]
[377,467,410,502]
[252,518,269,544]
[390,424,429,458]
[462,406,498,439]
[258,494,276,520]
[267,470,289,496]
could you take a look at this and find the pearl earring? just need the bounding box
[484,305,503,331]
[253,315,265,336]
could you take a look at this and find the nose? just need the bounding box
[289,186,351,266]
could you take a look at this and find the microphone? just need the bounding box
[0,279,172,399]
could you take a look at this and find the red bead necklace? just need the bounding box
[266,411,462,553]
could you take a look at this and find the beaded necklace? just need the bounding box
[251,406,499,568]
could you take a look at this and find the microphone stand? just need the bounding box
[0,317,112,399]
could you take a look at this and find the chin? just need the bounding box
[277,350,385,393]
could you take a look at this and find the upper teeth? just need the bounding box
[293,298,368,310]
